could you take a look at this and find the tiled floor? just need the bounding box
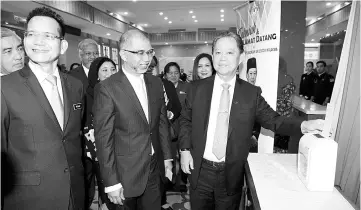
[89,185,191,210]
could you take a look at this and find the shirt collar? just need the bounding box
[122,65,144,82]
[214,73,236,88]
[29,60,60,83]
[82,64,89,77]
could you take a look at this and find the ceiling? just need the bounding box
[1,1,351,44]
[87,1,242,33]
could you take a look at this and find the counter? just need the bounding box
[291,95,326,118]
[244,154,355,210]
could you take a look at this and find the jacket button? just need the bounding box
[64,168,69,172]
[150,132,153,135]
[62,139,66,143]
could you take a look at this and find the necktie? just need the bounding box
[46,75,64,130]
[212,83,231,160]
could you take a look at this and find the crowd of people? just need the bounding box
[1,6,325,210]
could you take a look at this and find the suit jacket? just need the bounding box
[93,70,172,198]
[1,65,85,209]
[179,75,303,195]
[69,65,89,91]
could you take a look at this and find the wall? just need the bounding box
[278,1,307,96]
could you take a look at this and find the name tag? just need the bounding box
[73,103,82,110]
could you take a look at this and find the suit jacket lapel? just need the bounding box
[144,75,152,126]
[60,72,71,131]
[202,76,215,137]
[228,78,245,138]
[117,71,148,124]
[20,66,63,133]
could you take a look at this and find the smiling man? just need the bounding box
[1,27,25,76]
[93,30,172,210]
[1,7,85,210]
[178,31,325,210]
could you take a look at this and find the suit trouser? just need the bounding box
[116,156,161,210]
[190,159,242,210]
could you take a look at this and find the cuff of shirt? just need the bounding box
[165,159,173,162]
[104,183,122,193]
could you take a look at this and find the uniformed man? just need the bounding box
[311,60,335,105]
[299,61,316,100]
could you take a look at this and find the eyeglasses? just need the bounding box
[123,49,155,57]
[84,52,99,57]
[24,31,63,41]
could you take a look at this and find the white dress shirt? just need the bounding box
[29,61,64,105]
[203,74,236,162]
[82,64,89,77]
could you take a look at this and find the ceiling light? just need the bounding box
[124,12,128,15]
[204,41,207,44]
[159,12,163,15]
[220,14,224,17]
[5,22,8,24]
[221,19,224,21]
[192,15,196,19]
[168,21,172,24]
[285,29,288,32]
[109,12,114,15]
[220,9,224,13]
[189,10,193,14]
[326,2,331,6]
[106,33,111,36]
[305,17,308,20]
[311,39,315,41]
[132,0,137,2]
[345,2,350,5]
[317,17,322,20]
[194,20,198,23]
[326,33,330,36]
[144,24,148,26]
[165,42,168,45]
[164,17,168,20]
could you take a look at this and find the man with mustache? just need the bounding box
[1,27,25,76]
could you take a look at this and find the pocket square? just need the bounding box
[73,103,82,110]
[179,91,187,94]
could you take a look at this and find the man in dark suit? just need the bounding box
[179,32,324,210]
[93,30,173,210]
[1,7,85,210]
[68,38,99,207]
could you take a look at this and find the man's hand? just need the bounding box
[301,119,324,134]
[164,160,173,173]
[180,151,194,174]
[107,188,125,205]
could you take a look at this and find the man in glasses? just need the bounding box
[1,7,85,210]
[69,38,99,91]
[93,30,173,210]
[1,27,25,76]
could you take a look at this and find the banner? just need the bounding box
[234,0,281,153]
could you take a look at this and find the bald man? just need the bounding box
[1,27,25,76]
[93,30,173,210]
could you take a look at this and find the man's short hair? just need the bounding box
[78,38,98,55]
[212,31,244,54]
[306,61,314,67]
[26,7,66,37]
[119,30,148,50]
[316,60,326,67]
[1,27,21,41]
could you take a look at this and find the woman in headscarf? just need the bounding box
[84,57,117,210]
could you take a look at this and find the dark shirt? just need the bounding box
[313,72,335,105]
[299,71,316,99]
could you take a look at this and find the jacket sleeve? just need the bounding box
[178,84,194,149]
[255,87,303,136]
[158,81,172,160]
[93,83,120,187]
